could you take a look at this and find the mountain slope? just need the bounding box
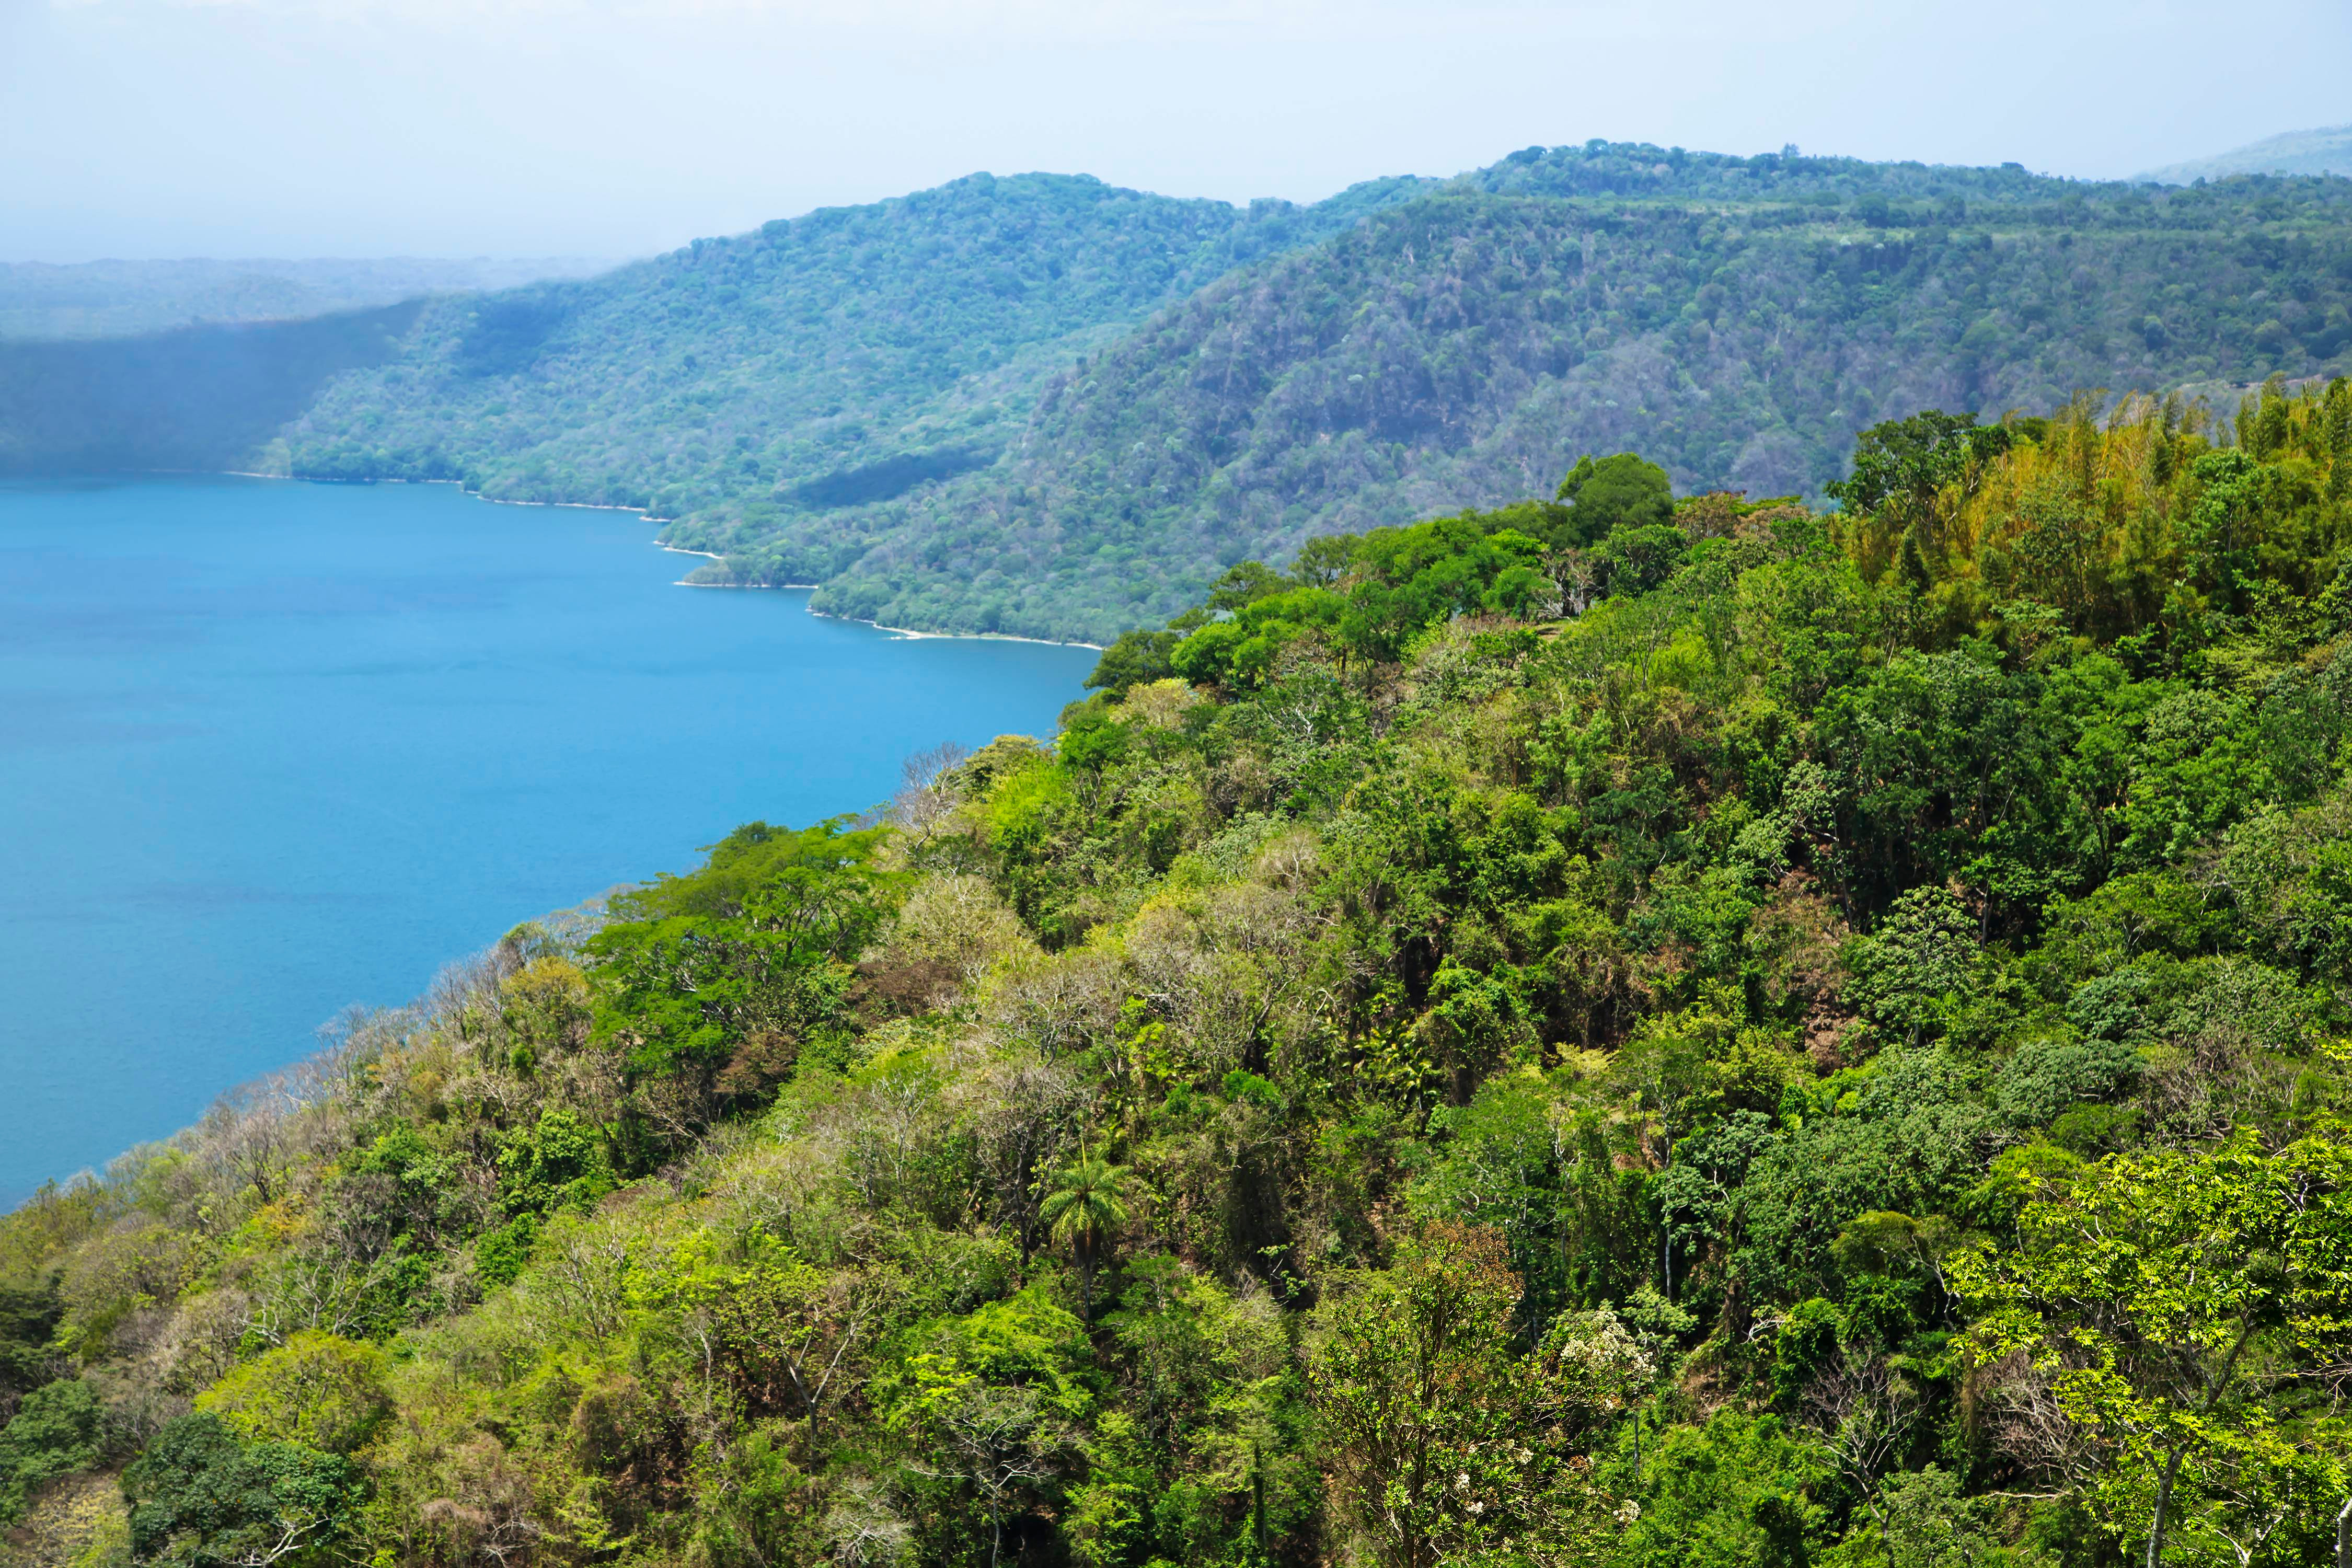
[281,172,1434,521]
[663,147,2352,640]
[8,391,2352,1568]
[2136,123,2352,184]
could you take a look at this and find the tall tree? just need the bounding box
[1953,1133,2352,1568]
[1040,1151,1131,1321]
[1304,1223,1532,1568]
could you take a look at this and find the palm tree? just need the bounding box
[1039,1149,1129,1321]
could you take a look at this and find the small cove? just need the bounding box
[0,476,1096,1203]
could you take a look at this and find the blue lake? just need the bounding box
[0,476,1096,1204]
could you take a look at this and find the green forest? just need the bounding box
[278,172,1433,525]
[712,154,2352,642]
[8,378,2352,1568]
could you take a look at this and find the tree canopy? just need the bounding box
[5,384,2352,1566]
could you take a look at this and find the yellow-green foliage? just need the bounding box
[1839,381,2352,644]
[0,1471,131,1568]
[194,1332,390,1456]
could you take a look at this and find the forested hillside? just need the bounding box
[7,382,2352,1568]
[279,173,1432,517]
[698,148,2352,640]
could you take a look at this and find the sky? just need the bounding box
[3,0,2349,264]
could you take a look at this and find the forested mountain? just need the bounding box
[0,259,615,342]
[279,172,1434,517]
[680,149,2352,640]
[2137,126,2352,186]
[6,384,2352,1568]
[0,177,1405,488]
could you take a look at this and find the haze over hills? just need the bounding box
[0,305,430,477]
[7,141,2352,641]
[2136,124,2352,185]
[0,257,618,342]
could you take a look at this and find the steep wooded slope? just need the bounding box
[279,173,1433,519]
[676,148,2352,640]
[7,389,2352,1568]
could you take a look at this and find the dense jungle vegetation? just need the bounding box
[7,378,2352,1568]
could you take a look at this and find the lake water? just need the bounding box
[0,476,1096,1204]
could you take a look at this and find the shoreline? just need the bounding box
[182,471,1108,651]
[806,606,1105,650]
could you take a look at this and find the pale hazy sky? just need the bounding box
[3,0,2348,263]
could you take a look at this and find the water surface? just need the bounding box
[0,476,1093,1202]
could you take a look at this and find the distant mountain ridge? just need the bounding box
[0,257,616,341]
[2135,125,2352,185]
[7,142,2352,642]
[0,304,428,475]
